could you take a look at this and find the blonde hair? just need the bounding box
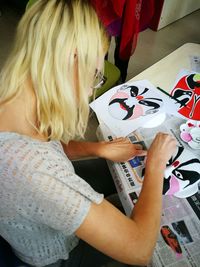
[0,0,108,143]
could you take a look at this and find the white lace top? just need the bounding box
[0,132,103,266]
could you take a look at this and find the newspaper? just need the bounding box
[97,115,200,267]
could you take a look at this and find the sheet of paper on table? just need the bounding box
[90,80,178,137]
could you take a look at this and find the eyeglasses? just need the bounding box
[93,71,107,89]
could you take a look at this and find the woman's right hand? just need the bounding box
[76,132,178,266]
[146,132,177,171]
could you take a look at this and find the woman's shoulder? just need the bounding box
[0,132,68,167]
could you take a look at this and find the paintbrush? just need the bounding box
[157,86,191,110]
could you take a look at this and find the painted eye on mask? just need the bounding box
[174,170,183,180]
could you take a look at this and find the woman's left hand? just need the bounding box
[97,137,147,162]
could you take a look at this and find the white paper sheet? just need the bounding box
[90,80,176,136]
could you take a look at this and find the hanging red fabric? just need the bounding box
[119,0,142,60]
[91,0,125,28]
[90,0,155,61]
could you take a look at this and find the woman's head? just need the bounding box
[0,0,108,142]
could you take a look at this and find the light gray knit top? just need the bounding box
[0,132,103,267]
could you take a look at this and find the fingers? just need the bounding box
[135,149,147,156]
[159,132,178,150]
[154,132,177,145]
[109,133,177,165]
[156,132,176,140]
[147,132,178,168]
[134,144,143,150]
[112,137,131,144]
[111,138,147,155]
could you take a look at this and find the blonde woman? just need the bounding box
[0,1,177,267]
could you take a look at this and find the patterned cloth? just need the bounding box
[0,132,103,267]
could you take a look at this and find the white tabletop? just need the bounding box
[129,43,200,93]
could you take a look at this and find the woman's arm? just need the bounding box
[62,138,147,162]
[75,133,177,265]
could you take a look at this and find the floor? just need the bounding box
[0,4,200,267]
[108,9,200,82]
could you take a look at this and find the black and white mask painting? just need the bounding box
[108,84,163,120]
[163,146,200,198]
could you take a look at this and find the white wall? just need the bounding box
[158,0,200,30]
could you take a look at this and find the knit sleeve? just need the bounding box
[15,171,104,235]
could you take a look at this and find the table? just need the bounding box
[97,43,200,267]
[130,42,200,93]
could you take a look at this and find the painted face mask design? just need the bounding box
[170,73,200,120]
[163,146,200,198]
[108,85,163,120]
[180,120,200,149]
